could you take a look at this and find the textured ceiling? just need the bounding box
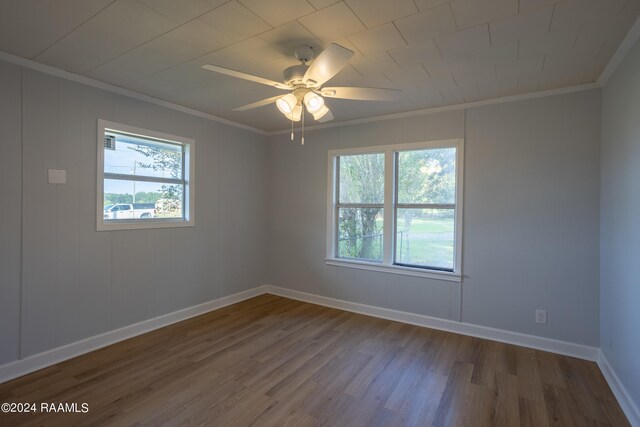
[1,0,638,131]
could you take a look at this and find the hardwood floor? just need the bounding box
[0,294,629,426]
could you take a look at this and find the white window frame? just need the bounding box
[326,139,464,282]
[96,119,195,231]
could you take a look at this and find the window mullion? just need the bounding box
[396,203,455,210]
[335,203,384,208]
[383,150,394,265]
[182,144,186,216]
[333,156,340,259]
[103,173,184,185]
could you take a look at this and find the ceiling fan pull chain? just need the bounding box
[290,113,294,141]
[301,104,305,145]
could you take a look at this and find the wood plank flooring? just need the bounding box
[0,294,629,426]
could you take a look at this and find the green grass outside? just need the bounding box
[383,217,455,269]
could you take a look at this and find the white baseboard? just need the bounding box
[0,286,267,384]
[4,282,635,426]
[264,285,640,423]
[263,285,599,361]
[598,351,640,427]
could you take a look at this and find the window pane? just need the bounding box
[338,207,383,262]
[338,153,384,204]
[397,148,456,204]
[395,208,454,270]
[103,179,183,220]
[104,131,183,179]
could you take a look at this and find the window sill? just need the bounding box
[324,258,462,282]
[97,218,194,231]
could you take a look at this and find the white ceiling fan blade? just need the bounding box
[317,107,334,123]
[202,64,290,90]
[303,43,354,87]
[321,86,401,101]
[233,95,282,111]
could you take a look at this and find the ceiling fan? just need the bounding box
[201,43,400,124]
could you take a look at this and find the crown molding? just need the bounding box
[3,14,638,137]
[267,16,639,136]
[267,83,600,136]
[0,51,267,136]
[598,16,640,86]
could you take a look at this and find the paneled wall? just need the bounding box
[463,93,601,345]
[0,62,22,364]
[267,90,602,346]
[0,58,605,368]
[267,111,466,321]
[0,61,268,364]
[601,38,640,411]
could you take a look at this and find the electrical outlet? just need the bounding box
[535,309,547,325]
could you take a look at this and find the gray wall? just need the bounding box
[0,62,22,364]
[267,90,602,346]
[463,93,601,345]
[601,39,640,408]
[0,60,267,364]
[0,57,607,368]
[268,112,465,321]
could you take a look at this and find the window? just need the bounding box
[326,140,463,281]
[337,153,385,262]
[97,120,194,231]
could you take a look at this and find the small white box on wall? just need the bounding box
[48,169,67,184]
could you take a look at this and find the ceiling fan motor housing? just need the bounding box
[283,64,310,86]
[294,45,314,63]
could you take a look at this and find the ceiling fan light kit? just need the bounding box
[276,93,297,115]
[309,103,330,122]
[304,91,324,113]
[290,104,302,122]
[202,43,401,144]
